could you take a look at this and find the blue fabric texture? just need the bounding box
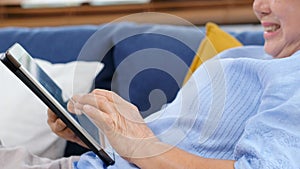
[73,152,137,169]
[230,31,265,46]
[0,25,98,63]
[73,46,300,169]
[109,23,204,117]
[0,23,203,117]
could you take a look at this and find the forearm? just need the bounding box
[130,142,235,169]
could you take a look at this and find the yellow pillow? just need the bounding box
[183,22,243,85]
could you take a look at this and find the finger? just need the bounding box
[73,102,85,115]
[91,90,141,125]
[47,109,58,123]
[92,89,122,103]
[67,99,75,113]
[69,95,86,115]
[77,93,107,105]
[70,94,83,104]
[47,111,80,143]
[57,127,74,139]
[50,117,67,132]
[83,104,114,133]
[93,89,138,112]
[47,109,67,131]
[77,94,116,115]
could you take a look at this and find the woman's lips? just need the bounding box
[262,22,281,39]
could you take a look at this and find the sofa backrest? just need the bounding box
[0,25,97,63]
[0,22,264,117]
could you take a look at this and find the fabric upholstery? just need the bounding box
[0,22,264,157]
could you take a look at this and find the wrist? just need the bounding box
[128,140,173,166]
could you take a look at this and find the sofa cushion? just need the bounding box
[183,22,243,84]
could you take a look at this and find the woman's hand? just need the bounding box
[48,89,162,162]
[69,89,158,161]
[47,109,88,149]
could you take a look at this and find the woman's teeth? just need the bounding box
[264,25,280,32]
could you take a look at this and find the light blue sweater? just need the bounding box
[73,46,300,169]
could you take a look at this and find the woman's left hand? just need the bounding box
[69,89,158,161]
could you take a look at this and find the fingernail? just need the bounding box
[74,108,82,115]
[83,104,93,111]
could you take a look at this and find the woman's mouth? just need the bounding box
[262,23,281,39]
[264,24,281,33]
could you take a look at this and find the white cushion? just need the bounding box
[0,58,103,159]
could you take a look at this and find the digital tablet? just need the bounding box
[0,43,115,166]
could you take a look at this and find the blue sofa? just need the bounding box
[0,22,264,157]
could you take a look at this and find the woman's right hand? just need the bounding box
[47,89,159,161]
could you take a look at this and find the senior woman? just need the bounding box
[47,0,300,168]
[1,0,298,168]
